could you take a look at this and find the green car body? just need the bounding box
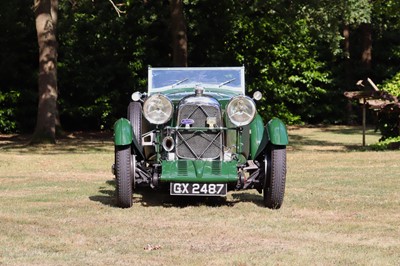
[113,67,288,208]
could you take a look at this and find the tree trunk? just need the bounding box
[360,22,372,76]
[170,0,188,67]
[343,24,351,72]
[31,0,59,144]
[343,24,354,124]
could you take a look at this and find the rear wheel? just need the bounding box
[115,145,135,208]
[263,145,286,209]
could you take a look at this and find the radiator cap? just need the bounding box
[195,86,204,96]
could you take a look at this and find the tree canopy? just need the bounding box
[1,0,400,133]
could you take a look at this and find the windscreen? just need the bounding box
[148,67,245,95]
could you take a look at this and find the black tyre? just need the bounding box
[127,102,142,147]
[263,145,286,209]
[115,145,135,208]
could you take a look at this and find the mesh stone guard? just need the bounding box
[176,130,222,160]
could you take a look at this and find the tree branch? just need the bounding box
[108,0,126,17]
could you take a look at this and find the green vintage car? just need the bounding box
[112,67,288,208]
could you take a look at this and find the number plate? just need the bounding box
[170,183,227,196]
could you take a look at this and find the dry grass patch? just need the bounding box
[0,127,399,265]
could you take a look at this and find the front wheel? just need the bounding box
[263,145,286,209]
[127,102,142,148]
[115,145,135,208]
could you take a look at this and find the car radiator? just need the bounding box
[176,104,223,159]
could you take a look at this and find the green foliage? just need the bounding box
[0,90,20,133]
[0,1,37,133]
[220,1,331,124]
[299,0,372,56]
[372,0,400,85]
[57,0,169,130]
[1,0,400,132]
[380,71,400,97]
[376,104,400,141]
[343,0,372,24]
[374,72,400,141]
[370,136,400,150]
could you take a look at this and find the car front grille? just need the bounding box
[176,104,223,159]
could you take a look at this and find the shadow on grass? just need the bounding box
[0,131,113,154]
[1,126,379,154]
[287,125,382,152]
[320,125,378,135]
[89,180,117,207]
[289,134,362,151]
[90,180,268,208]
[288,133,374,152]
[231,192,264,207]
[136,187,238,208]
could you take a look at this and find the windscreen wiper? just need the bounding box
[171,78,189,88]
[218,78,236,87]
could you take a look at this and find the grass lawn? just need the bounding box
[0,126,399,265]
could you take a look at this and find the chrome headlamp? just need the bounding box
[226,95,256,126]
[143,94,173,125]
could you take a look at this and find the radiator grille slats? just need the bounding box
[177,160,188,176]
[211,161,221,175]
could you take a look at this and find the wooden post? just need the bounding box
[362,97,366,146]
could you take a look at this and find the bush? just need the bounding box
[370,136,400,150]
[376,104,400,140]
[376,72,400,141]
[380,72,400,98]
[0,90,20,133]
